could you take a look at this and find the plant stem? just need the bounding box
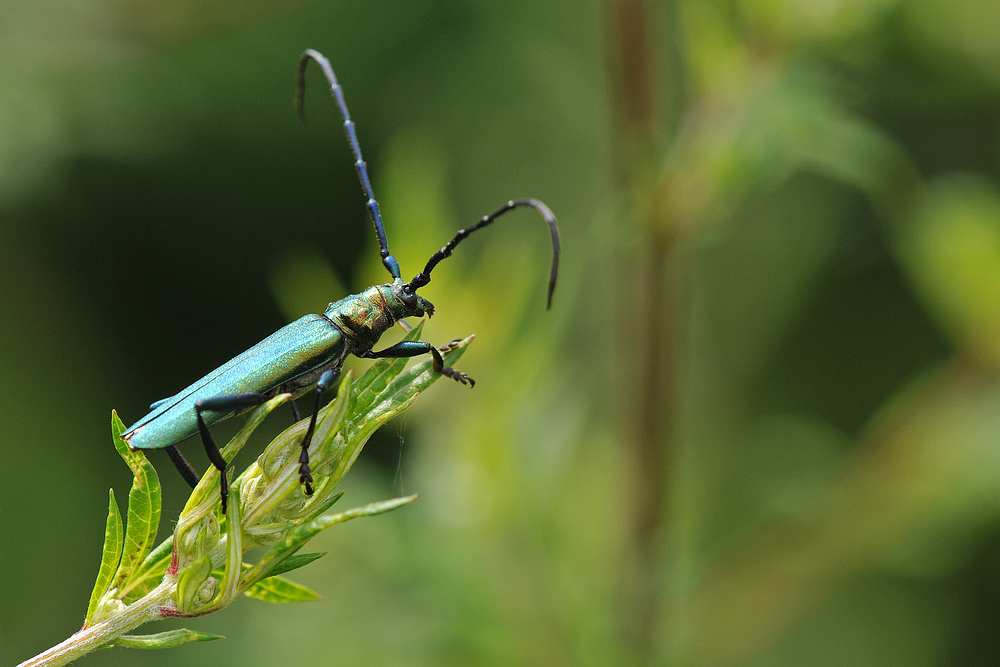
[17,580,175,667]
[605,0,685,659]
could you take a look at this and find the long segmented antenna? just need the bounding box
[297,49,402,280]
[408,198,561,309]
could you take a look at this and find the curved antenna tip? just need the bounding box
[296,49,334,125]
[410,198,561,310]
[523,198,560,310]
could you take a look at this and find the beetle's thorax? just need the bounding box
[323,281,423,351]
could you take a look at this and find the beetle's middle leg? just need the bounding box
[364,340,475,387]
[295,368,340,496]
[195,392,269,513]
[164,445,200,488]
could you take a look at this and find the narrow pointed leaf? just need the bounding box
[242,495,418,589]
[303,490,344,521]
[112,629,225,648]
[244,574,322,603]
[85,488,124,626]
[263,551,327,579]
[328,336,472,485]
[118,536,173,602]
[110,411,162,592]
[215,483,243,608]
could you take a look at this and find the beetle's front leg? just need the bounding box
[364,340,475,387]
[195,393,269,513]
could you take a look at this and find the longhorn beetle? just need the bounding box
[122,49,560,512]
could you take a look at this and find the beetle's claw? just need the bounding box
[299,465,314,495]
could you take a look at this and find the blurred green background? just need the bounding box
[5,0,1000,664]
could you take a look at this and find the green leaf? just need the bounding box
[215,481,243,608]
[109,411,162,593]
[305,374,354,461]
[241,495,418,590]
[203,554,324,604]
[233,385,353,534]
[244,574,322,603]
[263,551,327,579]
[176,554,213,614]
[325,334,472,486]
[118,536,172,602]
[85,488,124,626]
[304,490,345,521]
[111,629,225,649]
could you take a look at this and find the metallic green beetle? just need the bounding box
[122,49,560,512]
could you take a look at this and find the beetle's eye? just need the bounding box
[397,283,419,309]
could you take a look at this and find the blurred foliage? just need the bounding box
[5,0,1000,665]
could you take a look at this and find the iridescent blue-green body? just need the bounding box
[122,281,430,451]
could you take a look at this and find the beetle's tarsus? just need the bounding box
[299,442,315,492]
[442,365,475,387]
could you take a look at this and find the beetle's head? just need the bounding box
[393,280,435,318]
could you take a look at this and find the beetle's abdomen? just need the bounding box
[124,314,345,450]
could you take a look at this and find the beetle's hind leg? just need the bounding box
[364,340,474,387]
[195,393,269,513]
